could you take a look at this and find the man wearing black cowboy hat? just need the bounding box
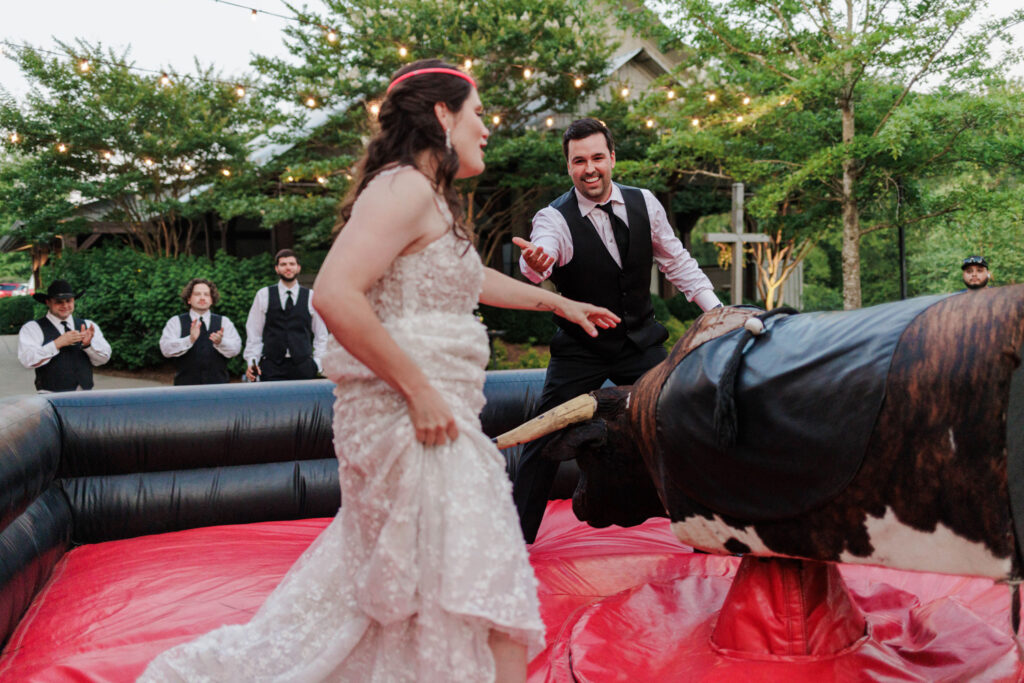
[961,255,991,290]
[17,279,111,392]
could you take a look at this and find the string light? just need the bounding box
[286,175,294,182]
[464,59,473,69]
[326,29,338,43]
[736,115,744,123]
[101,150,112,160]
[143,157,154,166]
[398,46,408,58]
[344,173,353,181]
[8,132,18,143]
[491,115,501,125]
[523,68,532,79]
[183,163,193,172]
[159,73,172,87]
[707,93,717,103]
[667,90,675,100]
[574,77,583,88]
[305,96,318,108]
[545,117,554,127]
[691,118,700,127]
[620,87,629,98]
[742,95,751,105]
[221,168,231,177]
[646,119,655,128]
[77,59,90,73]
[235,85,246,98]
[316,175,327,185]
[56,143,68,153]
[369,102,380,116]
[250,8,258,21]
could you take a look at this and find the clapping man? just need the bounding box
[17,279,111,392]
[159,278,242,385]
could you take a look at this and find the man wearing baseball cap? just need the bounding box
[961,255,991,291]
[17,279,111,392]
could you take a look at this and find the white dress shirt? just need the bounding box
[243,281,329,372]
[17,312,112,369]
[521,185,721,311]
[159,309,242,359]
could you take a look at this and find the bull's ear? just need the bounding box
[541,420,608,462]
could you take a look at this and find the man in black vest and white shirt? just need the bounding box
[159,278,242,385]
[17,279,111,392]
[511,118,722,542]
[243,249,328,382]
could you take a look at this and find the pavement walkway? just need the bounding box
[0,335,167,399]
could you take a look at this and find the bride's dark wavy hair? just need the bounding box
[335,59,474,243]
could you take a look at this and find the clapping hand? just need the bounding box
[209,329,224,345]
[512,237,555,273]
[189,318,202,343]
[79,323,95,348]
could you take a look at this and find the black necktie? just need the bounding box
[285,290,294,312]
[596,202,629,263]
[199,317,208,336]
[61,321,70,333]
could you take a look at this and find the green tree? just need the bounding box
[241,0,616,250]
[633,0,1024,308]
[0,41,278,256]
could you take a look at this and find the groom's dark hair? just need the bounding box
[562,118,615,159]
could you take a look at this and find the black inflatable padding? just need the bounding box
[0,486,72,645]
[62,459,342,544]
[0,396,61,534]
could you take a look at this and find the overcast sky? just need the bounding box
[2,0,1022,99]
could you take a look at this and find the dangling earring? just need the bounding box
[444,128,452,152]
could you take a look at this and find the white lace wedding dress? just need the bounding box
[139,171,545,682]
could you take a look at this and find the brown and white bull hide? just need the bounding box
[540,286,1024,580]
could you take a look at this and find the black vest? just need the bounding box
[549,185,666,357]
[262,286,313,362]
[34,316,94,392]
[174,313,229,385]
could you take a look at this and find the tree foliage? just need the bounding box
[0,41,278,256]
[632,0,1024,308]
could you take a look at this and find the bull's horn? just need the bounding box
[493,393,598,450]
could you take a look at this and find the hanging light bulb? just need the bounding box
[464,59,473,69]
[545,117,554,127]
[574,77,583,88]
[646,119,655,128]
[317,176,328,185]
[707,93,717,103]
[369,102,380,116]
[620,87,630,98]
[667,90,676,100]
[8,132,19,143]
[143,157,154,166]
[78,59,90,73]
[736,115,744,123]
[101,150,112,160]
[56,143,68,153]
[305,96,317,108]
[398,46,408,58]
[250,9,258,21]
[345,172,353,181]
[326,30,338,43]
[742,95,751,105]
[491,115,501,125]
[221,168,231,177]
[691,118,700,127]
[160,73,172,87]
[523,68,532,79]
[235,85,246,98]
[183,163,193,172]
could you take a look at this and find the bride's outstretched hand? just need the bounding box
[406,384,459,446]
[557,299,620,338]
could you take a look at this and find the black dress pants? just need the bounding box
[510,331,667,543]
[259,356,318,381]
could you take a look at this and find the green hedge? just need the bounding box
[0,295,42,335]
[46,247,273,373]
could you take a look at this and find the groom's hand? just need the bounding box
[512,237,555,273]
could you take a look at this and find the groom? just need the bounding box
[511,118,722,543]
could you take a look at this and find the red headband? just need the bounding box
[386,67,477,94]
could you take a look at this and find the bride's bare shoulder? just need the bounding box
[362,165,434,202]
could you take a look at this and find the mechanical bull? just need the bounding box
[499,285,1024,581]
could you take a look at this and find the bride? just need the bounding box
[139,59,619,682]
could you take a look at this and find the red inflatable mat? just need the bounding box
[1,500,1021,681]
